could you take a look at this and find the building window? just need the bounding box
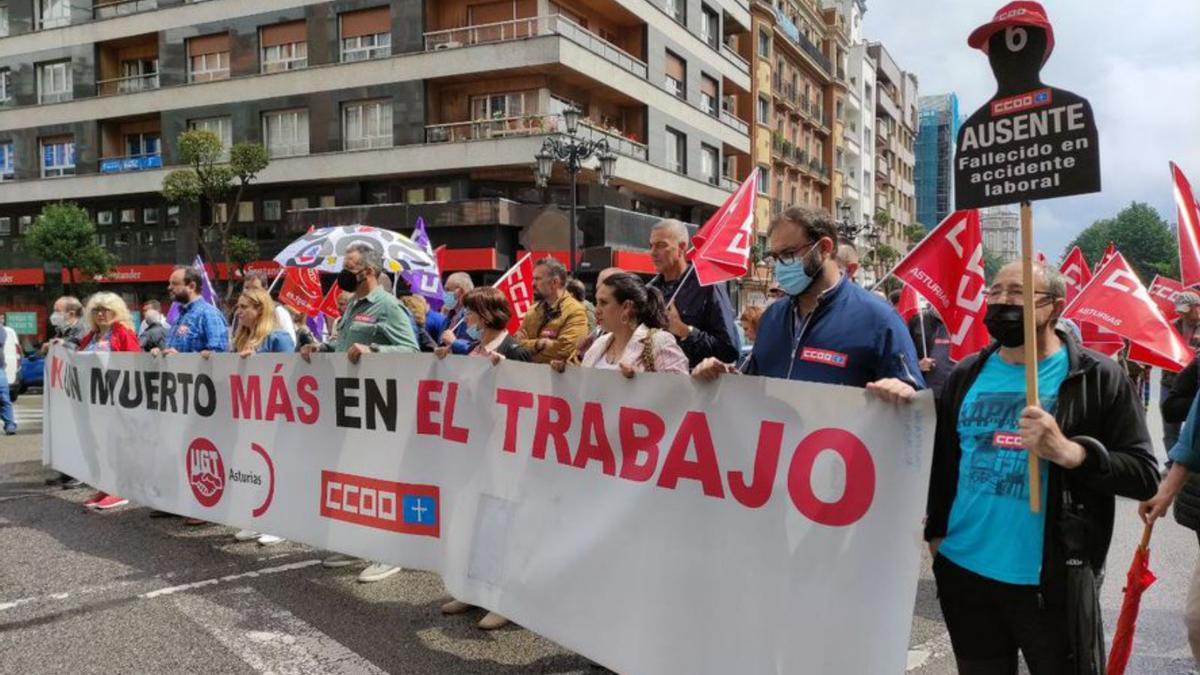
[471,90,536,120]
[260,21,308,73]
[40,136,74,177]
[144,207,160,224]
[664,50,685,99]
[405,188,427,204]
[118,58,158,93]
[757,96,770,124]
[290,197,309,211]
[262,200,281,220]
[0,142,12,181]
[434,185,452,201]
[665,127,685,174]
[319,195,335,208]
[0,218,9,236]
[212,203,227,225]
[37,60,72,104]
[188,116,232,159]
[39,0,70,29]
[757,165,768,194]
[97,210,113,226]
[237,201,254,222]
[758,29,770,58]
[340,7,391,62]
[700,75,719,116]
[188,34,231,82]
[18,215,30,234]
[0,69,10,103]
[126,133,159,159]
[0,5,8,37]
[701,144,718,185]
[263,109,309,158]
[120,208,136,223]
[665,0,685,24]
[700,6,718,48]
[343,99,393,150]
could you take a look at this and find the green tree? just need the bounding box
[162,130,269,301]
[984,249,1006,282]
[25,202,116,295]
[1062,202,1178,283]
[226,235,260,283]
[903,222,928,250]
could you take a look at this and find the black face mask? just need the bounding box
[337,268,361,292]
[984,303,1056,348]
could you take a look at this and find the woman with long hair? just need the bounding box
[77,292,139,511]
[435,286,530,629]
[577,272,688,375]
[229,289,294,545]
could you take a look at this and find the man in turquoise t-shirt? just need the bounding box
[924,260,1159,675]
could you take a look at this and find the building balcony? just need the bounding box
[99,153,161,173]
[720,107,748,134]
[93,0,158,20]
[772,7,832,75]
[877,87,900,121]
[423,15,648,80]
[96,72,160,97]
[424,114,648,162]
[720,43,750,73]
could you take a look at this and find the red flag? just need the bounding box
[278,268,323,317]
[1036,251,1047,264]
[1063,253,1193,371]
[318,283,342,320]
[495,253,536,335]
[1059,246,1090,304]
[1107,524,1157,675]
[1099,241,1117,268]
[1147,275,1185,322]
[896,285,920,322]
[687,168,758,286]
[1172,162,1200,287]
[889,210,990,361]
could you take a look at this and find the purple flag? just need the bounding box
[402,217,445,311]
[307,313,326,342]
[193,254,218,305]
[166,301,181,325]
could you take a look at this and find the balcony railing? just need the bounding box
[96,72,160,97]
[773,7,832,74]
[720,43,750,72]
[94,0,157,19]
[720,175,738,191]
[99,153,162,174]
[720,109,748,134]
[423,15,648,80]
[424,114,648,162]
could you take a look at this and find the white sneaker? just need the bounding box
[257,534,285,546]
[357,562,402,583]
[322,553,362,568]
[234,529,261,542]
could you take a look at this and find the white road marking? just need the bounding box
[172,586,387,674]
[139,559,322,599]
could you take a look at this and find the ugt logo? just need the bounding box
[186,437,225,508]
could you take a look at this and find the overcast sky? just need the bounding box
[862,0,1200,262]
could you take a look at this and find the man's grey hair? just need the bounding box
[835,243,859,270]
[651,219,690,246]
[535,256,569,283]
[445,271,474,292]
[346,243,385,275]
[1038,263,1067,299]
[57,296,83,318]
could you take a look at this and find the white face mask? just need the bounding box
[50,312,66,329]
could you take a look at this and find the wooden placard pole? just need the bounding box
[1020,200,1041,513]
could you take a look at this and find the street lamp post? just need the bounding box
[533,107,617,274]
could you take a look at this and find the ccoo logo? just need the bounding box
[187,437,225,508]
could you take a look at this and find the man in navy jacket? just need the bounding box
[693,206,923,401]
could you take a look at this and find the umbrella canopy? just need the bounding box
[273,225,435,276]
[1106,523,1157,675]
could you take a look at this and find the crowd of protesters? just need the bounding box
[23,203,1200,672]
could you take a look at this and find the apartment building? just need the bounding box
[866,40,917,253]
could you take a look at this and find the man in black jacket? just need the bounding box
[925,261,1159,674]
[646,219,740,367]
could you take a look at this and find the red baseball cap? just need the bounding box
[968,1,1055,65]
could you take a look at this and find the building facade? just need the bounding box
[915,92,958,229]
[980,205,1019,263]
[0,0,758,340]
[865,41,915,254]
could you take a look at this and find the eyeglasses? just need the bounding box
[985,288,1060,303]
[763,241,818,267]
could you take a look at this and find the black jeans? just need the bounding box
[933,553,1070,675]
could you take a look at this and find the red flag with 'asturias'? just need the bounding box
[687,168,759,286]
[495,253,536,335]
[1147,275,1185,323]
[1063,253,1193,372]
[1172,162,1200,287]
[1059,246,1123,355]
[889,210,990,361]
[896,284,920,322]
[279,267,324,317]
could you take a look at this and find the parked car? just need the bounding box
[18,349,43,395]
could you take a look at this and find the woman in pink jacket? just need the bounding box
[579,272,688,375]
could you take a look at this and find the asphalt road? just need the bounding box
[2,394,1197,674]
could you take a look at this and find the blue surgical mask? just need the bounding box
[774,259,816,297]
[443,291,459,310]
[466,324,482,341]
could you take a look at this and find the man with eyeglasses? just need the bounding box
[692,206,923,403]
[924,260,1159,674]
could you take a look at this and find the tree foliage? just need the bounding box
[984,249,1006,282]
[162,129,269,300]
[25,202,116,293]
[1062,201,1178,283]
[226,236,260,280]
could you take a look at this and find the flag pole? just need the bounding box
[918,307,928,360]
[449,252,534,334]
[1021,200,1041,513]
[665,264,697,307]
[267,270,284,295]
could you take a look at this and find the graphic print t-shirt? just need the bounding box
[938,347,1069,585]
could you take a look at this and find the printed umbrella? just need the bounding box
[273,225,435,276]
[1106,522,1157,675]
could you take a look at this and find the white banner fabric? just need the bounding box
[43,348,934,674]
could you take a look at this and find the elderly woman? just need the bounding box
[77,292,140,511]
[577,272,688,375]
[228,288,294,545]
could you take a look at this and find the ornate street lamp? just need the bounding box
[532,106,617,274]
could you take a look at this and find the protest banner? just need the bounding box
[954,1,1103,512]
[44,349,935,675]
